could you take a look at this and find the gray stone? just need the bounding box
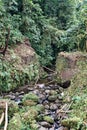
[48,95,58,102]
[39,126,48,130]
[40,121,51,128]
[50,103,57,110]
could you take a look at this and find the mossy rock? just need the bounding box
[22,93,39,103]
[8,113,23,130]
[56,51,87,83]
[30,120,39,130]
[22,99,37,106]
[48,95,58,102]
[43,116,54,124]
[61,117,82,129]
[22,109,38,124]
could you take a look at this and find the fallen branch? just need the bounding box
[4,102,8,130]
[57,104,68,114]
[57,102,73,115]
[45,79,56,85]
[42,66,55,73]
[0,112,4,125]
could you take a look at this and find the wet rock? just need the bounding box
[40,121,52,128]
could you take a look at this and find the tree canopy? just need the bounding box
[0,0,87,65]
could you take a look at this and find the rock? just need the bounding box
[43,100,49,105]
[57,127,64,130]
[4,95,15,100]
[38,84,45,88]
[49,90,58,95]
[44,105,50,109]
[50,103,57,110]
[56,51,87,83]
[49,127,55,130]
[39,126,48,130]
[45,90,50,94]
[40,121,51,128]
[43,116,54,124]
[48,95,58,102]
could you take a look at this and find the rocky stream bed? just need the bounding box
[1,76,69,130]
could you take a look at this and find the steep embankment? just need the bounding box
[56,52,87,130]
[0,42,41,92]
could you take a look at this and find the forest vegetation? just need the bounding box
[0,0,87,65]
[0,1,87,130]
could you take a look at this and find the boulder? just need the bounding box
[0,43,41,92]
[56,51,87,83]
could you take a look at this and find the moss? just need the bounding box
[22,109,38,124]
[0,44,41,92]
[0,99,19,117]
[22,93,39,103]
[22,100,37,106]
[31,104,45,113]
[61,117,82,129]
[8,113,23,130]
[62,54,87,129]
[43,116,54,124]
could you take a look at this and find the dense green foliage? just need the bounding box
[0,0,87,65]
